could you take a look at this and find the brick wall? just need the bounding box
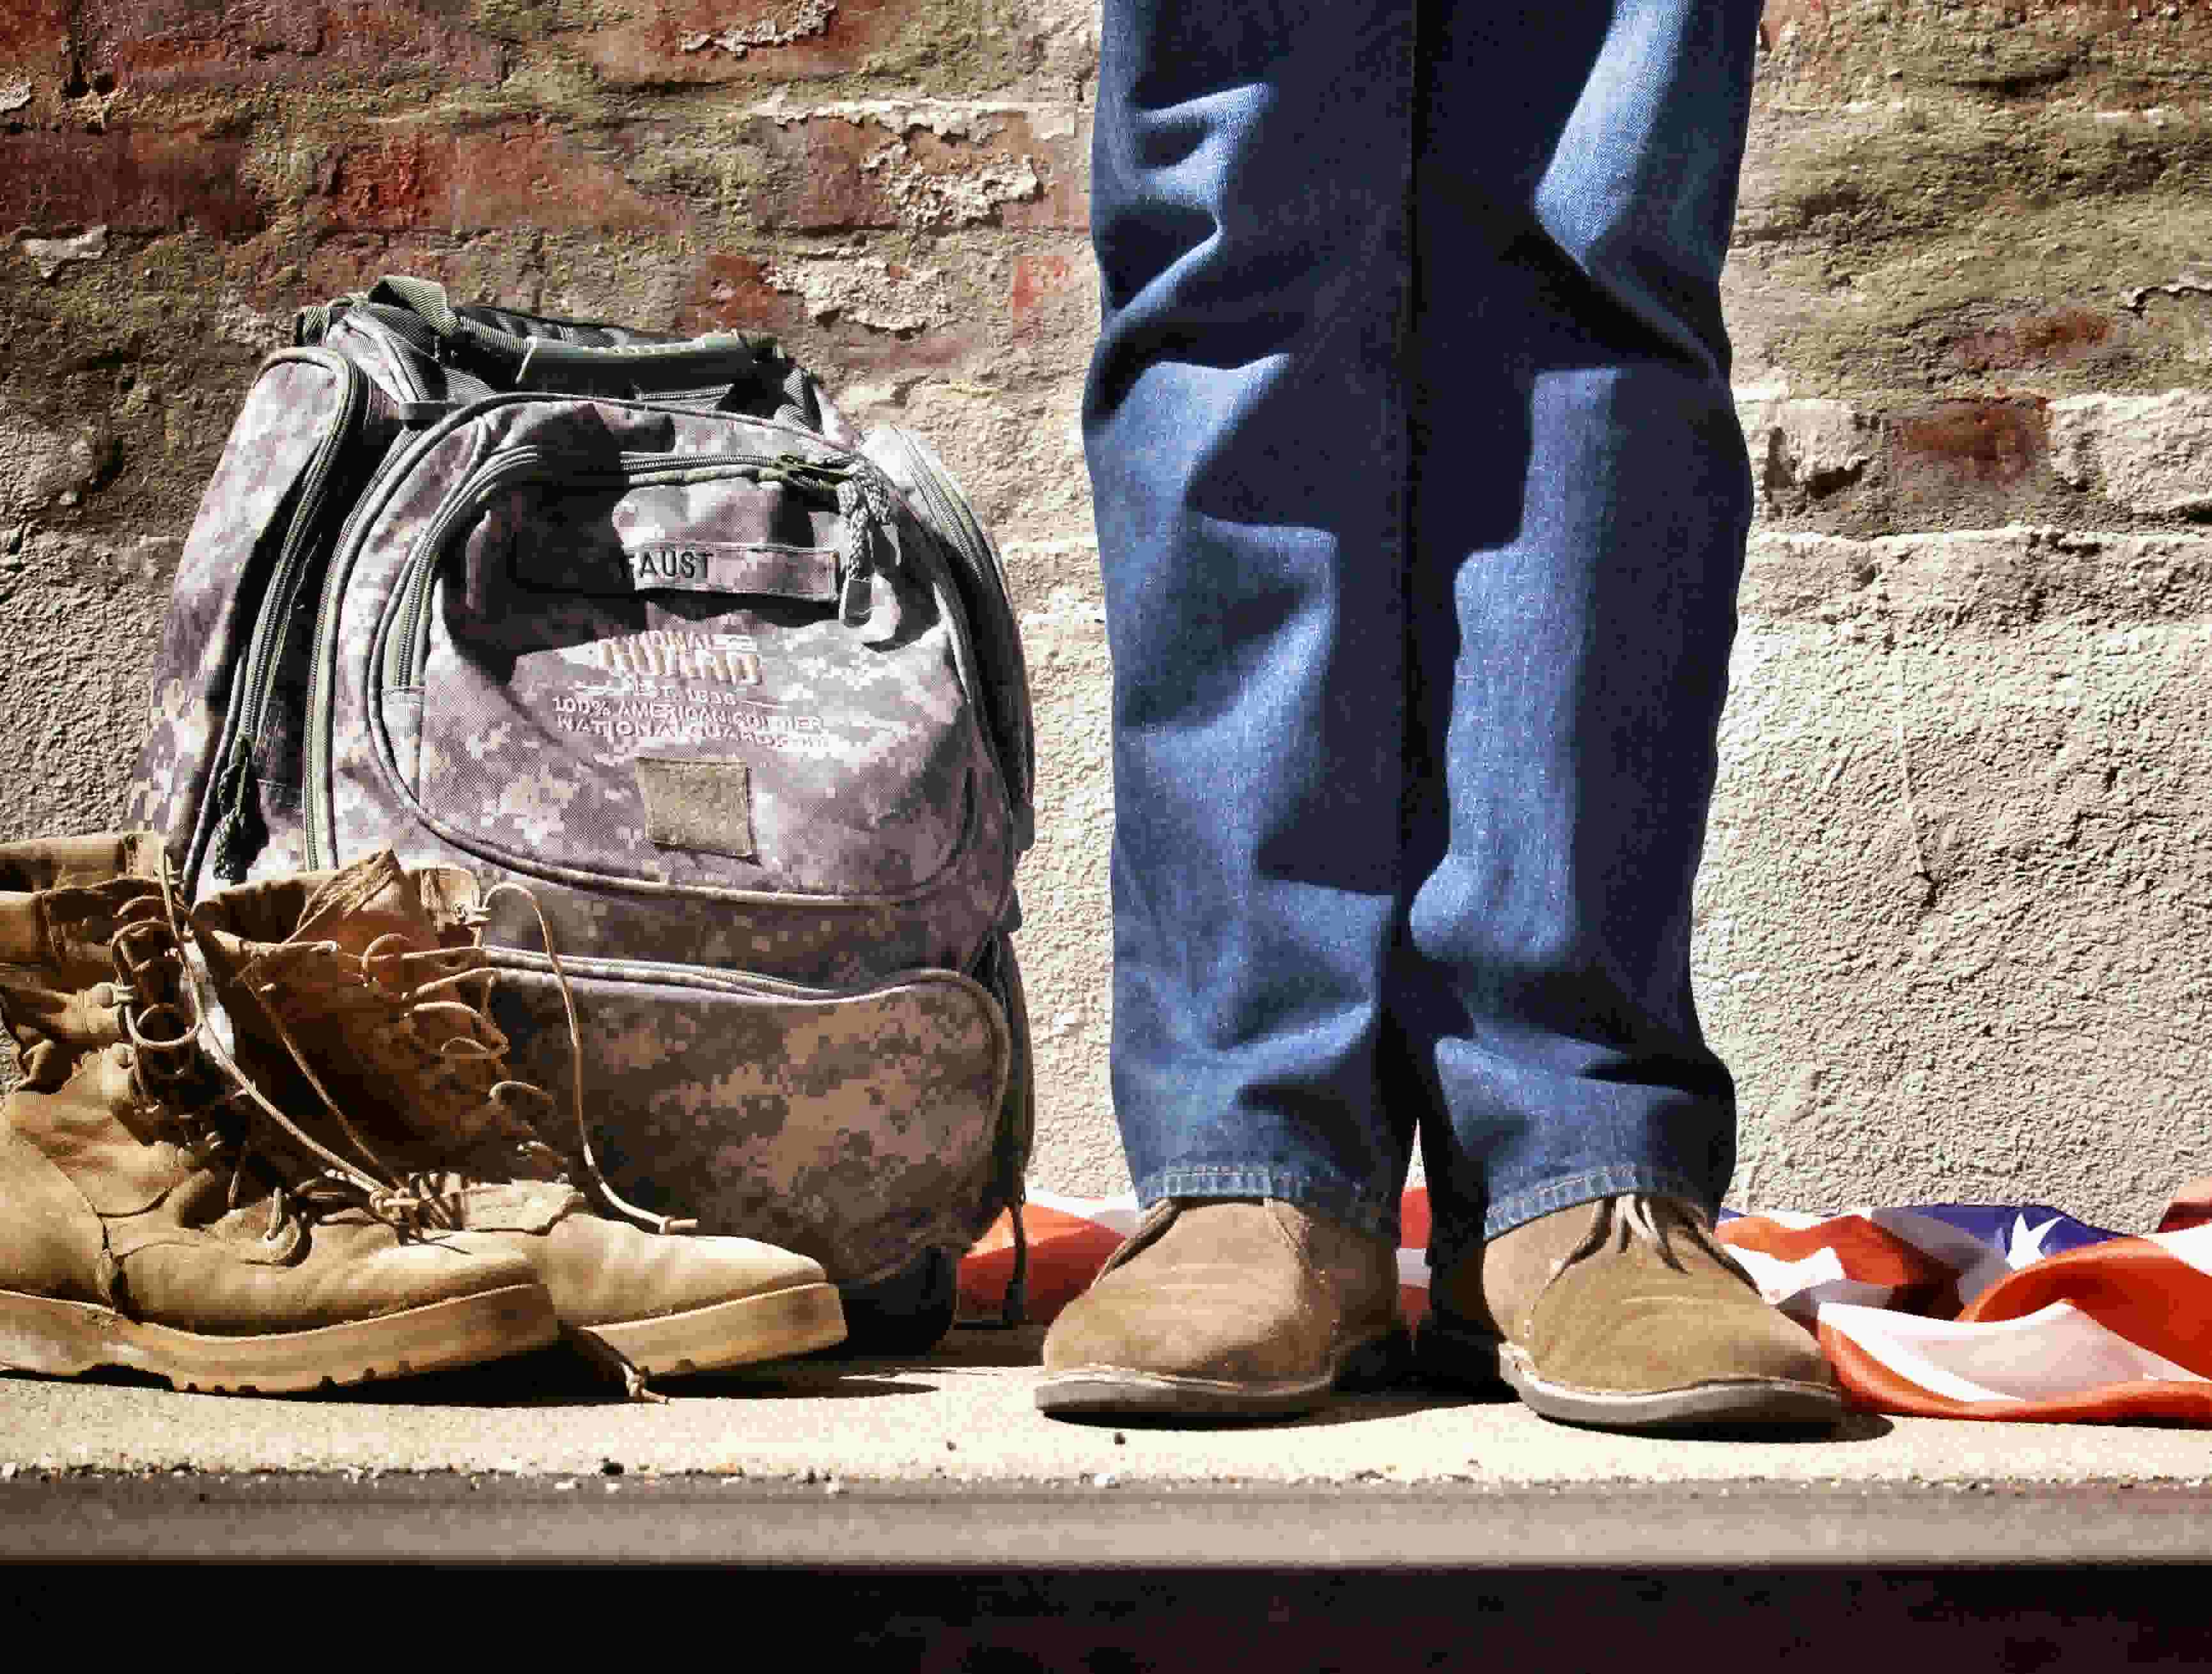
[1716,3,2212,1224]
[4,1,2211,1227]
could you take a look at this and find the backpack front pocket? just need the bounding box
[372,447,981,902]
[487,955,1011,1286]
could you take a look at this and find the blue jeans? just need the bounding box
[1085,0,1761,1277]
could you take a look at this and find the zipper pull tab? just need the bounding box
[837,476,875,627]
[772,453,852,501]
[208,747,265,884]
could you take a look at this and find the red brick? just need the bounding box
[573,0,912,84]
[1757,0,1833,51]
[809,324,992,381]
[0,130,264,237]
[79,0,501,90]
[320,132,683,234]
[995,127,1088,232]
[1948,308,2117,375]
[680,251,808,334]
[1009,251,1078,331]
[1889,398,2050,486]
[1885,396,2056,526]
[671,251,993,381]
[0,1,71,73]
[751,114,1086,231]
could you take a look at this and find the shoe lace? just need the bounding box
[1562,1194,1756,1287]
[109,856,437,1240]
[251,877,694,1237]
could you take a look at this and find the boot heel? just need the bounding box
[0,1291,130,1379]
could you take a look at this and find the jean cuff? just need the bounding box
[1136,1165,1402,1249]
[1424,1164,1713,1278]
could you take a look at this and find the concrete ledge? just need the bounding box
[7,1331,2211,1496]
[8,1473,2212,1570]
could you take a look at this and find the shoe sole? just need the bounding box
[582,1281,848,1377]
[0,1284,558,1395]
[1034,1327,1408,1420]
[1499,1343,1848,1432]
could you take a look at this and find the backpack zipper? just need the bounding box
[302,396,965,873]
[863,429,1035,850]
[385,448,857,691]
[301,414,448,872]
[481,943,983,1002]
[202,354,370,885]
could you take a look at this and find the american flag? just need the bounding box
[958,1181,2212,1423]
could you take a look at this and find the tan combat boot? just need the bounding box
[1419,1194,1844,1431]
[0,833,559,1393]
[192,850,846,1383]
[1036,1198,1406,1418]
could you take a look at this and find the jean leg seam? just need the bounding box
[1481,1164,1711,1242]
[1139,1166,1401,1245]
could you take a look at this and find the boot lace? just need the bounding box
[109,858,437,1240]
[250,878,692,1237]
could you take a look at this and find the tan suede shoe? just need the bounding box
[1419,1194,1844,1431]
[1036,1198,1406,1419]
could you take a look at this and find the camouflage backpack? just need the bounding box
[126,276,1035,1343]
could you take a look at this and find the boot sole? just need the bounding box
[580,1281,847,1377]
[1499,1343,1847,1432]
[0,1283,558,1395]
[1034,1327,1408,1420]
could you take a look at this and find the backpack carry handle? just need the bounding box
[365,275,770,387]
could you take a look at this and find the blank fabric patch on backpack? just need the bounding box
[123,276,1038,1334]
[636,756,756,863]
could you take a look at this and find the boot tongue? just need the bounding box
[293,851,445,955]
[286,851,521,1155]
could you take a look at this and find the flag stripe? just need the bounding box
[1960,1238,2212,1377]
[1821,1299,2206,1404]
[1720,1214,1962,1317]
[1818,1315,2212,1423]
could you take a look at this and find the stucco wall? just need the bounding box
[4,0,2211,1228]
